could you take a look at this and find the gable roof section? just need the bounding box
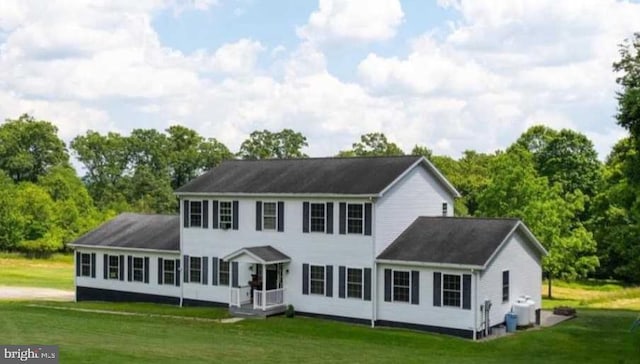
[223,245,291,264]
[175,156,459,197]
[68,213,180,252]
[377,217,545,268]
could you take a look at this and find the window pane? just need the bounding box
[263,202,277,230]
[190,257,201,283]
[347,268,363,299]
[163,260,175,285]
[109,256,119,279]
[393,271,410,302]
[347,204,363,234]
[310,265,325,295]
[220,202,232,229]
[310,203,325,232]
[442,274,461,307]
[190,201,202,227]
[219,260,230,285]
[81,253,91,276]
[133,257,144,282]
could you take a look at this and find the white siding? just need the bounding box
[478,229,543,329]
[376,264,476,331]
[181,196,374,319]
[374,166,455,256]
[75,248,181,298]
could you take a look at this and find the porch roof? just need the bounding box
[223,245,290,264]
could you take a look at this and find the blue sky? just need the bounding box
[0,0,638,160]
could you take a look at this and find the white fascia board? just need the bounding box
[376,259,483,270]
[174,192,378,199]
[480,221,548,270]
[68,244,179,255]
[378,157,461,199]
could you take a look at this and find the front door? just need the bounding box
[256,264,280,290]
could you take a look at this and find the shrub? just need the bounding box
[285,304,295,318]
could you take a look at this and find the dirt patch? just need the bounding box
[0,286,74,301]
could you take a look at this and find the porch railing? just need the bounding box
[253,288,285,311]
[229,285,251,307]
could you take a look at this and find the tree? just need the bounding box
[0,171,22,250]
[410,145,432,159]
[338,132,404,157]
[238,129,308,160]
[0,114,69,182]
[613,33,640,149]
[476,147,599,297]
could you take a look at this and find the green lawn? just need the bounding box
[0,253,73,290]
[33,301,230,320]
[0,302,638,363]
[542,279,640,311]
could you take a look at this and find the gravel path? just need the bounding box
[0,286,74,301]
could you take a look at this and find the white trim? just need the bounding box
[132,256,145,283]
[309,202,327,233]
[162,259,177,286]
[68,244,179,254]
[188,200,203,228]
[188,256,203,284]
[346,202,365,235]
[391,269,411,303]
[441,273,463,308]
[308,264,326,296]
[378,157,461,198]
[222,248,291,265]
[481,221,548,270]
[79,252,92,277]
[377,259,483,270]
[262,201,278,231]
[345,267,364,300]
[176,192,377,198]
[107,254,120,280]
[218,200,234,230]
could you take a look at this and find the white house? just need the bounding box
[69,155,547,339]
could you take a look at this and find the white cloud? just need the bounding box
[298,0,404,43]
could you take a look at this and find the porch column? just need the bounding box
[229,262,234,306]
[262,263,266,311]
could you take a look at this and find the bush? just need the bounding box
[285,304,295,318]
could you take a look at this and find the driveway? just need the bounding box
[0,286,74,301]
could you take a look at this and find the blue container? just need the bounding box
[505,312,518,333]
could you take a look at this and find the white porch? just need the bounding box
[223,246,290,314]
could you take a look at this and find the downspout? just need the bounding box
[371,196,377,328]
[74,250,77,303]
[473,269,478,341]
[179,198,184,307]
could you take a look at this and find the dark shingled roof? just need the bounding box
[377,217,521,266]
[175,156,424,195]
[70,213,180,252]
[244,246,290,263]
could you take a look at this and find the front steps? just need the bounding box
[229,303,286,318]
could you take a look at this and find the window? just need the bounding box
[347,204,363,234]
[190,257,202,283]
[442,274,461,307]
[132,257,144,282]
[80,253,91,277]
[108,255,119,280]
[190,201,202,227]
[219,260,230,285]
[310,203,325,232]
[309,265,325,295]
[163,260,175,285]
[442,202,448,216]
[263,202,277,230]
[502,270,510,302]
[393,270,410,302]
[219,201,232,229]
[347,268,363,299]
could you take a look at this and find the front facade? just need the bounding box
[71,156,546,339]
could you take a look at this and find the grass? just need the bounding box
[0,302,638,363]
[0,252,73,290]
[542,280,640,311]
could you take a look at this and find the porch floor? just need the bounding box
[229,303,286,319]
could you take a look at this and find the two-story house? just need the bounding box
[70,156,546,339]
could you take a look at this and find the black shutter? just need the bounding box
[202,257,208,285]
[302,202,309,233]
[433,272,441,307]
[119,255,124,281]
[127,256,132,282]
[338,266,346,298]
[183,200,189,228]
[202,200,209,229]
[183,255,189,283]
[326,202,333,234]
[462,274,471,310]
[302,263,309,295]
[364,203,372,236]
[411,270,419,305]
[256,201,262,231]
[212,200,219,229]
[211,257,219,285]
[326,265,333,297]
[91,253,96,278]
[232,200,239,230]
[158,258,164,285]
[384,269,392,302]
[277,201,285,232]
[175,259,180,287]
[364,268,372,301]
[75,252,80,276]
[144,257,149,283]
[232,262,239,287]
[103,254,108,279]
[339,203,346,234]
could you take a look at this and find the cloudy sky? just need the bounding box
[1,0,639,159]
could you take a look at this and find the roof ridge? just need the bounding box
[418,216,520,222]
[220,155,422,163]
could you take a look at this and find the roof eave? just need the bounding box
[480,221,548,270]
[174,191,380,198]
[378,157,461,198]
[376,258,483,270]
[68,244,180,254]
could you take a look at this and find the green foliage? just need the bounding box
[0,114,69,182]
[613,32,640,147]
[338,132,404,157]
[238,129,308,160]
[477,147,599,281]
[410,145,432,159]
[285,304,295,318]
